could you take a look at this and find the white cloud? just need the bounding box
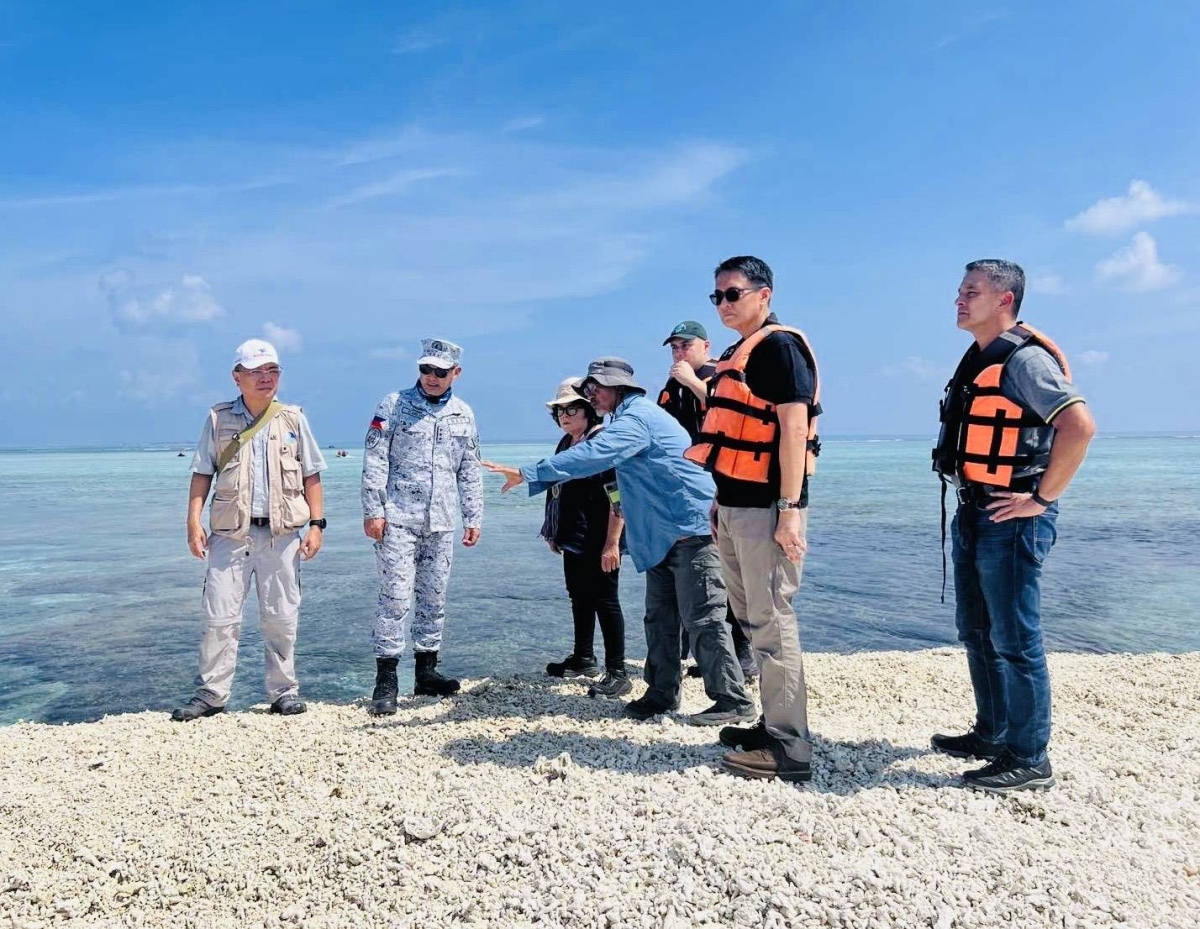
[1065,180,1194,235]
[392,29,444,55]
[530,142,746,213]
[1095,232,1182,291]
[880,356,941,381]
[263,322,303,352]
[502,116,545,133]
[327,167,465,208]
[101,271,224,325]
[934,11,1008,49]
[1028,273,1068,295]
[118,336,203,405]
[1076,350,1110,366]
[369,346,411,361]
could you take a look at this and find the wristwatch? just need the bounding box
[775,498,801,511]
[309,518,328,529]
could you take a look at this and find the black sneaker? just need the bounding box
[623,695,679,721]
[931,729,1003,760]
[719,716,770,750]
[588,671,632,698]
[962,753,1055,794]
[684,664,703,678]
[170,697,224,722]
[270,694,307,716]
[546,654,600,678]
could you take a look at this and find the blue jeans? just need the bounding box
[952,502,1058,765]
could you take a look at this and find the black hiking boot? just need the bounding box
[170,697,224,722]
[414,651,461,697]
[369,657,399,716]
[719,716,771,750]
[546,653,601,678]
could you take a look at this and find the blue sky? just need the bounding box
[2,1,1198,446]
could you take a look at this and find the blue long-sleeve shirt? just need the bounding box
[520,393,715,572]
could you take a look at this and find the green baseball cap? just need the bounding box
[662,320,708,345]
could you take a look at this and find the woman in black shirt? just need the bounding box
[540,379,629,698]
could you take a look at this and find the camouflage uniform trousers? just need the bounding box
[373,523,455,657]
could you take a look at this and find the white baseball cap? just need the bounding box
[232,339,280,370]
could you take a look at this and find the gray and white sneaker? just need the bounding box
[962,752,1055,794]
[588,672,632,698]
[688,703,758,727]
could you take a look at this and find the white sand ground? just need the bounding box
[1,650,1197,929]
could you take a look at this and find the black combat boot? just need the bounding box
[414,651,460,697]
[369,657,399,716]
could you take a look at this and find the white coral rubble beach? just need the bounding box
[1,650,1197,928]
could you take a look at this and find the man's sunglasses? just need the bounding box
[551,402,588,419]
[419,364,452,378]
[709,286,762,306]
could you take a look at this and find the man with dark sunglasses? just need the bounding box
[685,255,823,784]
[361,338,483,713]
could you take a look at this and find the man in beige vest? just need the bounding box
[173,338,327,721]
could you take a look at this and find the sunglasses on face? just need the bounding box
[419,364,451,378]
[551,403,587,419]
[708,286,761,306]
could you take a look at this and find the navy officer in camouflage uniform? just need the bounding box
[362,338,483,714]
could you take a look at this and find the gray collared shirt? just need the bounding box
[191,397,327,516]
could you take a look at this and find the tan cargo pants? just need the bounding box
[716,505,812,763]
[194,524,302,706]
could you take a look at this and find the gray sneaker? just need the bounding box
[170,697,223,722]
[588,672,633,698]
[688,703,758,727]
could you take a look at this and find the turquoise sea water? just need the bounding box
[1,437,1196,726]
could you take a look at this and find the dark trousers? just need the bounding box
[563,550,626,671]
[681,606,754,674]
[643,536,751,711]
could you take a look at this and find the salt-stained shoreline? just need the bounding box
[2,650,1197,928]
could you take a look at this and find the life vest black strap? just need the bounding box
[957,451,1040,467]
[693,432,772,455]
[962,413,1044,429]
[705,393,777,424]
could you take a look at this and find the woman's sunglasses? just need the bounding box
[551,402,588,419]
[708,286,761,306]
[419,364,452,378]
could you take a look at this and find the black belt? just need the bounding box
[250,517,270,527]
[955,477,1038,508]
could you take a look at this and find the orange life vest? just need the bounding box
[932,323,1071,488]
[684,325,821,484]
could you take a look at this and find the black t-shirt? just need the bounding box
[712,315,817,508]
[657,361,716,443]
[540,430,616,554]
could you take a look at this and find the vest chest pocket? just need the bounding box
[279,451,304,494]
[438,417,473,442]
[278,450,311,527]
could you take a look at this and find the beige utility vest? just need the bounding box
[208,401,311,539]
